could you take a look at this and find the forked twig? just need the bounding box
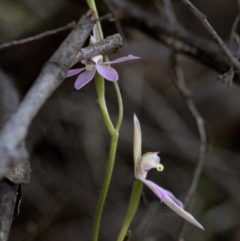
[180,0,240,75]
[110,0,233,78]
[169,53,207,240]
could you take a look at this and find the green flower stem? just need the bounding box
[116,180,143,241]
[95,73,115,135]
[87,0,115,136]
[86,0,103,40]
[91,131,119,241]
[86,1,124,241]
[113,82,123,132]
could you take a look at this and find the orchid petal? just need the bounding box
[90,35,97,45]
[105,55,141,64]
[137,153,160,179]
[142,179,204,230]
[142,179,183,206]
[66,68,85,77]
[96,64,118,81]
[74,69,96,90]
[133,114,142,166]
[141,153,160,172]
[163,197,204,230]
[92,55,103,64]
[93,24,101,42]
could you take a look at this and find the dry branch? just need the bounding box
[110,0,239,83]
[0,12,123,180]
[0,22,76,50]
[180,0,240,75]
[0,69,24,241]
[169,54,207,239]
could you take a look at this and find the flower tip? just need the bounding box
[90,35,97,45]
[193,220,204,230]
[134,113,139,123]
[128,54,141,59]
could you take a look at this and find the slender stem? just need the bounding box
[86,1,124,241]
[113,82,123,132]
[92,79,124,240]
[92,131,119,241]
[116,180,143,241]
[87,0,114,135]
[86,0,104,40]
[95,73,115,135]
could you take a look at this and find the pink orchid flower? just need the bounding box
[66,25,140,90]
[133,114,204,230]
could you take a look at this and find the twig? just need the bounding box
[0,22,76,50]
[230,15,240,41]
[180,0,240,75]
[0,11,96,179]
[169,53,207,240]
[74,33,122,65]
[103,0,128,44]
[161,0,177,26]
[0,19,122,179]
[109,0,233,79]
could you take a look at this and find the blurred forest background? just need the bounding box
[0,0,240,241]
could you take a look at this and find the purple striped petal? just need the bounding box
[66,68,85,77]
[142,179,183,207]
[74,69,96,90]
[106,55,140,64]
[141,179,204,229]
[96,64,118,81]
[141,179,168,201]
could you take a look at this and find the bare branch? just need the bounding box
[0,18,123,180]
[0,11,96,179]
[0,22,76,50]
[230,15,240,41]
[104,0,128,43]
[161,0,177,26]
[0,180,19,241]
[180,0,240,75]
[0,70,25,241]
[169,53,207,239]
[110,0,238,81]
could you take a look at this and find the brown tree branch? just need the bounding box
[0,13,123,180]
[0,180,19,241]
[0,11,96,179]
[180,0,240,75]
[0,69,26,241]
[110,0,239,83]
